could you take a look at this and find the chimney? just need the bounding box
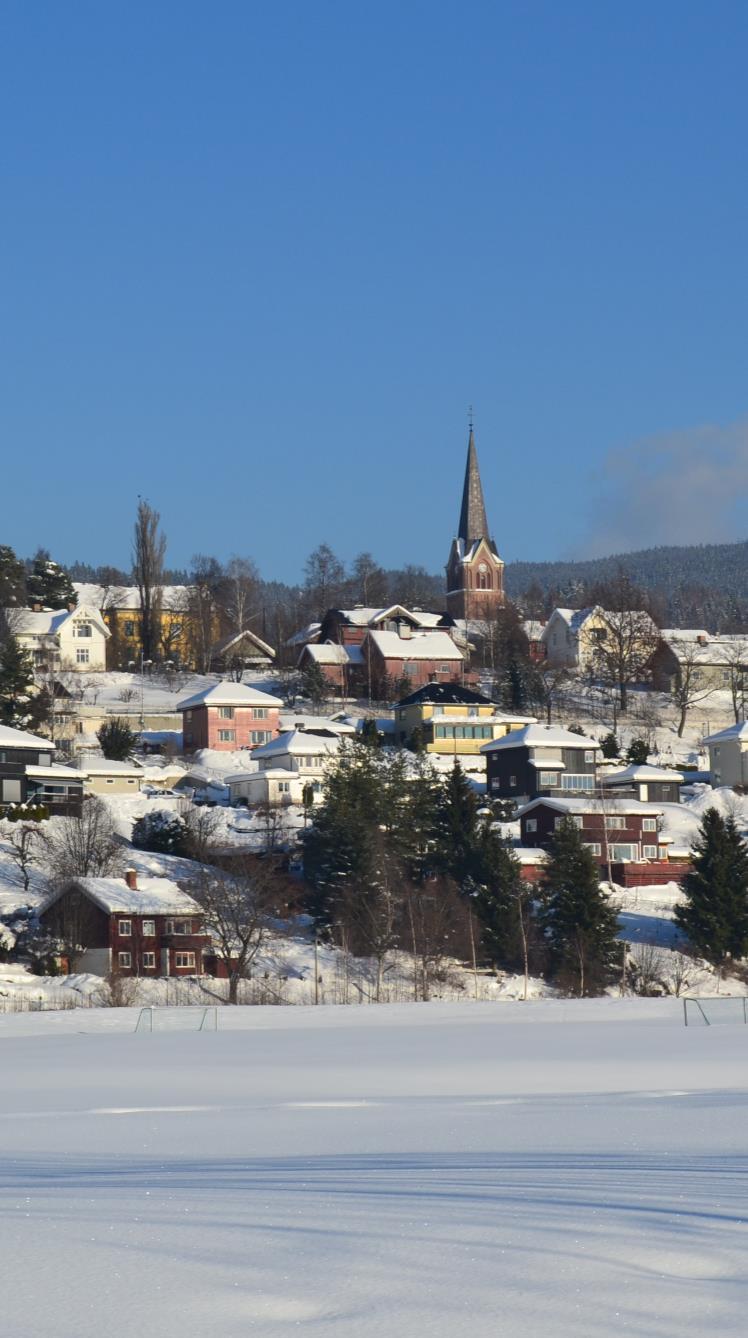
[67,601,76,613]
[124,869,138,891]
[399,622,412,639]
[33,602,42,612]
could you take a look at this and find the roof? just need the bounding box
[702,722,748,745]
[73,583,191,612]
[481,724,600,754]
[659,634,748,666]
[225,767,298,783]
[176,681,284,712]
[457,427,491,548]
[279,712,356,735]
[602,765,685,785]
[284,622,322,647]
[397,683,494,708]
[523,620,546,641]
[366,630,463,661]
[78,758,144,776]
[252,729,340,758]
[300,643,363,666]
[0,724,53,751]
[43,875,201,916]
[518,796,664,817]
[3,603,110,639]
[329,605,445,629]
[210,629,276,659]
[26,763,86,780]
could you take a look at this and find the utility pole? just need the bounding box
[314,935,320,1005]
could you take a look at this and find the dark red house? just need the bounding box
[517,797,691,886]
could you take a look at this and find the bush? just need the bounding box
[599,732,620,760]
[626,737,649,765]
[97,717,138,760]
[132,809,189,856]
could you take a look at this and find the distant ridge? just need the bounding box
[504,539,748,604]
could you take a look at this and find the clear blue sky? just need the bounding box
[2,0,748,582]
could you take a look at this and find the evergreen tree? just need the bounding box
[541,817,620,996]
[0,545,26,606]
[359,717,381,748]
[600,731,620,760]
[26,550,77,609]
[0,636,38,729]
[132,810,189,856]
[675,809,748,968]
[626,737,649,765]
[471,827,531,971]
[433,761,484,889]
[301,659,329,710]
[97,718,138,760]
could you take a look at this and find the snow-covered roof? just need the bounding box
[252,730,340,758]
[660,634,748,666]
[210,629,276,659]
[78,757,144,776]
[176,682,283,712]
[481,724,600,754]
[25,763,86,780]
[702,722,748,745]
[3,602,110,639]
[333,605,444,629]
[300,643,362,666]
[0,724,53,751]
[602,765,685,785]
[523,620,546,641]
[43,875,201,916]
[284,622,322,648]
[366,630,463,661]
[73,583,191,612]
[279,712,356,735]
[518,796,665,817]
[514,847,549,864]
[225,767,298,783]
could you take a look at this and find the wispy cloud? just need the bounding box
[578,418,748,557]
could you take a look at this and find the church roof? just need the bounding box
[458,428,494,549]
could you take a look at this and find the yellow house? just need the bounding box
[73,583,217,670]
[395,684,535,756]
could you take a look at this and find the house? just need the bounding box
[361,628,464,692]
[394,683,535,755]
[252,729,340,796]
[318,604,449,648]
[73,582,207,671]
[600,764,685,804]
[481,723,600,802]
[541,606,658,672]
[648,631,748,695]
[702,721,748,788]
[176,682,283,752]
[445,425,506,623]
[297,642,363,693]
[523,620,547,664]
[516,796,689,885]
[225,768,305,808]
[0,723,85,814]
[278,711,356,738]
[79,757,145,796]
[39,869,210,977]
[208,629,276,675]
[4,602,110,672]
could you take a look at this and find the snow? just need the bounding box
[43,874,201,916]
[2,1000,748,1337]
[0,723,52,750]
[481,722,600,752]
[366,628,463,659]
[175,681,284,711]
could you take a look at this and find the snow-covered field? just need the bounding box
[2,1000,747,1337]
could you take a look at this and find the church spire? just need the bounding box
[457,424,489,547]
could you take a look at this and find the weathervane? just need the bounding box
[468,404,474,431]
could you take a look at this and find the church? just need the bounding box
[445,423,505,623]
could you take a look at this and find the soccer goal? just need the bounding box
[134,1005,219,1033]
[682,997,748,1027]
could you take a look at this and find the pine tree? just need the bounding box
[26,550,77,609]
[675,809,748,969]
[0,545,26,606]
[471,827,531,972]
[301,659,328,709]
[541,817,620,996]
[433,761,483,889]
[359,717,381,748]
[97,718,138,760]
[0,636,38,729]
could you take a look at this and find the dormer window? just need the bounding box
[76,622,92,638]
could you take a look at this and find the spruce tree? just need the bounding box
[675,809,748,968]
[541,816,620,996]
[0,636,38,729]
[0,545,26,606]
[97,718,138,761]
[26,550,77,609]
[471,827,531,971]
[434,761,483,889]
[301,659,329,710]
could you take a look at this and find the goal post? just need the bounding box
[683,997,748,1026]
[134,1006,219,1033]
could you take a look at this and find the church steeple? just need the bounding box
[457,426,490,548]
[445,418,505,621]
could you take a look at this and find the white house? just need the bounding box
[4,603,110,672]
[251,729,340,796]
[541,606,657,672]
[702,721,748,789]
[225,768,305,807]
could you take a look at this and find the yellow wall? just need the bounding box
[102,605,219,670]
[396,702,529,755]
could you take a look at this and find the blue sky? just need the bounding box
[2,0,747,582]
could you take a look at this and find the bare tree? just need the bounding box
[222,556,260,635]
[591,607,659,713]
[303,544,345,619]
[41,798,123,881]
[666,638,718,737]
[2,821,42,890]
[187,554,223,673]
[182,804,222,863]
[188,854,286,1003]
[132,499,166,662]
[717,639,748,723]
[539,664,572,724]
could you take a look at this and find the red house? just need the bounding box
[177,682,283,752]
[361,628,464,692]
[517,797,691,886]
[40,869,211,976]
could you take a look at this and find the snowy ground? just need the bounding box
[2,999,748,1337]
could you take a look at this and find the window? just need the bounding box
[76,647,90,664]
[250,730,271,744]
[604,815,626,830]
[509,775,517,788]
[560,774,595,792]
[525,818,537,832]
[118,952,132,969]
[584,842,602,856]
[218,729,236,742]
[118,920,132,936]
[141,919,155,937]
[642,818,658,832]
[438,664,450,674]
[252,708,268,720]
[141,952,156,969]
[539,771,558,787]
[643,845,658,859]
[278,781,290,793]
[609,843,637,862]
[173,921,192,936]
[219,707,235,719]
[76,622,92,638]
[124,620,135,637]
[404,663,418,676]
[38,754,51,766]
[584,750,595,763]
[174,952,196,970]
[185,710,192,721]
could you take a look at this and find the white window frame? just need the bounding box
[525,817,537,832]
[218,706,235,719]
[118,951,132,969]
[584,842,602,856]
[75,647,90,664]
[642,844,658,859]
[218,729,236,742]
[141,951,156,969]
[142,919,156,937]
[118,919,132,936]
[642,818,658,832]
[174,951,196,970]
